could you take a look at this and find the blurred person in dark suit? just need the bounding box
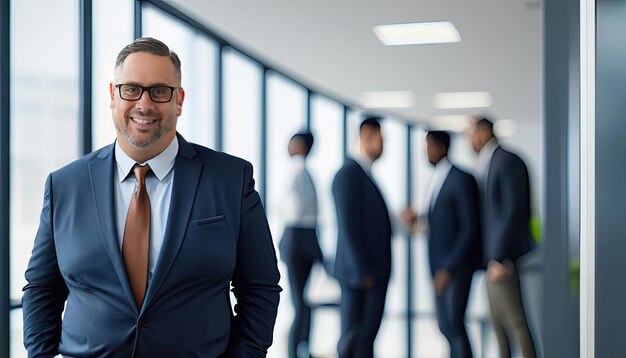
[332,117,392,358]
[278,131,323,358]
[468,117,536,358]
[403,130,481,358]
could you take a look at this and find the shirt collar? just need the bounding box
[434,156,452,174]
[354,153,374,174]
[290,154,306,171]
[115,136,179,182]
[483,137,499,158]
[477,137,499,175]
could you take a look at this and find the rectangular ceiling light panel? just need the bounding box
[429,115,471,132]
[432,91,492,109]
[360,91,416,108]
[373,21,461,46]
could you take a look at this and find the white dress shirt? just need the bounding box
[114,137,178,281]
[354,153,374,178]
[280,155,318,228]
[424,157,453,213]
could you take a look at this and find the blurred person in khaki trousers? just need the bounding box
[468,117,537,358]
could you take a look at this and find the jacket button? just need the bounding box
[140,320,150,328]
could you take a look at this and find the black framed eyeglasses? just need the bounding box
[115,84,178,103]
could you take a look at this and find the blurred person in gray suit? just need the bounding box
[468,117,536,358]
[278,131,323,358]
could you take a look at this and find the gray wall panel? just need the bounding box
[542,0,580,357]
[596,1,626,356]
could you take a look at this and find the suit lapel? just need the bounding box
[430,167,454,216]
[353,160,391,232]
[483,148,499,209]
[485,147,501,192]
[88,145,138,314]
[143,135,202,311]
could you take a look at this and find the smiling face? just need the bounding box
[109,51,184,162]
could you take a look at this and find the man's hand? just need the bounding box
[401,208,418,227]
[434,270,452,295]
[486,260,514,282]
[400,207,429,235]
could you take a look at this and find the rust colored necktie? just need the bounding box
[123,164,151,310]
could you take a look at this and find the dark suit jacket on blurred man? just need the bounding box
[332,117,391,358]
[423,131,481,358]
[470,117,536,358]
[428,165,481,278]
[481,146,533,264]
[333,159,392,288]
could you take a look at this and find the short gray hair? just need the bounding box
[115,37,181,83]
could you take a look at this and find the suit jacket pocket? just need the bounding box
[187,215,226,233]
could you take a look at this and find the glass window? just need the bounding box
[306,95,344,356]
[372,119,408,224]
[222,48,262,190]
[372,119,408,340]
[10,309,25,358]
[263,72,308,358]
[10,0,80,355]
[308,96,344,259]
[346,109,363,159]
[411,128,431,222]
[92,0,133,149]
[449,131,478,173]
[142,4,217,148]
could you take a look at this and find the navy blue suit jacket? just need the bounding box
[22,134,281,357]
[428,166,481,276]
[332,159,392,288]
[481,147,534,265]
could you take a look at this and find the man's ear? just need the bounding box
[109,82,115,109]
[176,87,185,116]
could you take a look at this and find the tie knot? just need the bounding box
[133,164,151,183]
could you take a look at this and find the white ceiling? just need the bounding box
[170,0,541,126]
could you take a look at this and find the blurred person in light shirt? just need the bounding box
[278,131,323,358]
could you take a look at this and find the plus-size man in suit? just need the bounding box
[468,117,536,358]
[332,117,392,358]
[421,131,481,357]
[22,37,281,357]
